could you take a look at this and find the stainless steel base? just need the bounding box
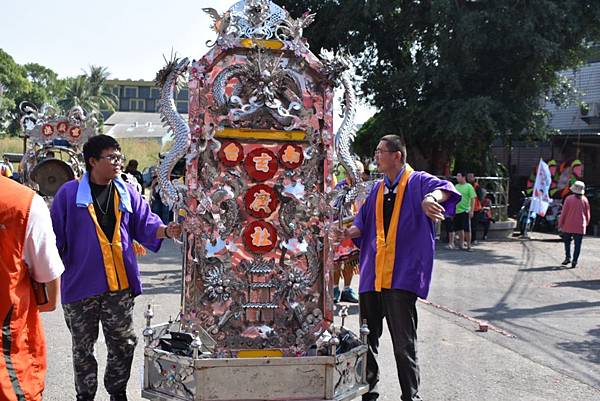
[142,326,369,401]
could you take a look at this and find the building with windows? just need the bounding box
[107,79,189,114]
[103,79,189,138]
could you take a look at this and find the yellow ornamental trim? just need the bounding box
[217,128,305,142]
[240,39,285,50]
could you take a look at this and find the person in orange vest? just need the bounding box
[0,175,64,401]
[467,173,484,244]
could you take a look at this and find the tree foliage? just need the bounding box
[279,0,600,174]
[59,66,117,121]
[0,50,116,135]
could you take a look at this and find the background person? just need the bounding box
[0,175,64,401]
[450,172,476,251]
[467,173,484,244]
[124,159,144,191]
[332,161,368,303]
[558,180,590,269]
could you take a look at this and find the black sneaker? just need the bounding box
[362,392,379,401]
[561,258,571,266]
[571,262,577,269]
[340,288,359,303]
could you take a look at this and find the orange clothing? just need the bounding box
[558,194,591,235]
[0,177,45,401]
[473,183,482,212]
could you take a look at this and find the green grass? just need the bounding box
[0,136,25,155]
[0,136,163,172]
[118,138,163,171]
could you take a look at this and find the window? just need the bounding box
[177,89,189,100]
[146,99,156,112]
[176,101,188,113]
[139,87,150,99]
[124,86,138,98]
[129,99,146,111]
[150,88,161,99]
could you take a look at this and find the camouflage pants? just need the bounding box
[62,290,138,401]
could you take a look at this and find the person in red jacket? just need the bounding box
[558,181,591,268]
[0,175,64,401]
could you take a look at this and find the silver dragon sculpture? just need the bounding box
[155,57,191,209]
[321,50,361,208]
[211,49,304,130]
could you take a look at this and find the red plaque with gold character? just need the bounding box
[244,184,279,219]
[218,140,245,167]
[244,148,278,182]
[243,220,278,254]
[278,144,304,170]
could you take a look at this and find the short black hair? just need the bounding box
[456,172,466,177]
[126,159,139,170]
[379,134,407,162]
[83,134,121,171]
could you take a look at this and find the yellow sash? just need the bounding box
[374,165,414,291]
[87,191,129,291]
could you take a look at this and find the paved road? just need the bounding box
[429,233,600,390]
[41,235,600,400]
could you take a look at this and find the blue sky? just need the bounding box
[0,0,375,122]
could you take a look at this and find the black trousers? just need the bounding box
[360,289,422,401]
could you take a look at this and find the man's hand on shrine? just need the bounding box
[422,195,446,223]
[165,222,183,239]
[330,225,346,244]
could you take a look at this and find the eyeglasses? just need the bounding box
[99,154,126,164]
[374,149,399,155]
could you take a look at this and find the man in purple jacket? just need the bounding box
[341,134,460,401]
[51,135,181,401]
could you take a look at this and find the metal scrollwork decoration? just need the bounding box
[18,101,95,199]
[211,50,304,131]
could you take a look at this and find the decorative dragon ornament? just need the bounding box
[211,49,304,130]
[321,50,362,207]
[155,57,191,209]
[203,1,315,52]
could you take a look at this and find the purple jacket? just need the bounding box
[51,175,163,304]
[353,170,460,299]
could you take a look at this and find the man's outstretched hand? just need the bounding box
[422,196,446,223]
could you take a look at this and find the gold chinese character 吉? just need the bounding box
[253,153,272,173]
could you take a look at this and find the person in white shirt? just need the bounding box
[1,175,64,401]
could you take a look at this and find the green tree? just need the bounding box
[279,0,600,174]
[24,63,68,102]
[0,50,73,135]
[59,65,117,124]
[0,49,31,134]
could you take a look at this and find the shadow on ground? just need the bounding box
[518,265,570,272]
[471,300,600,320]
[553,279,600,291]
[141,269,182,294]
[557,326,600,365]
[435,242,519,267]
